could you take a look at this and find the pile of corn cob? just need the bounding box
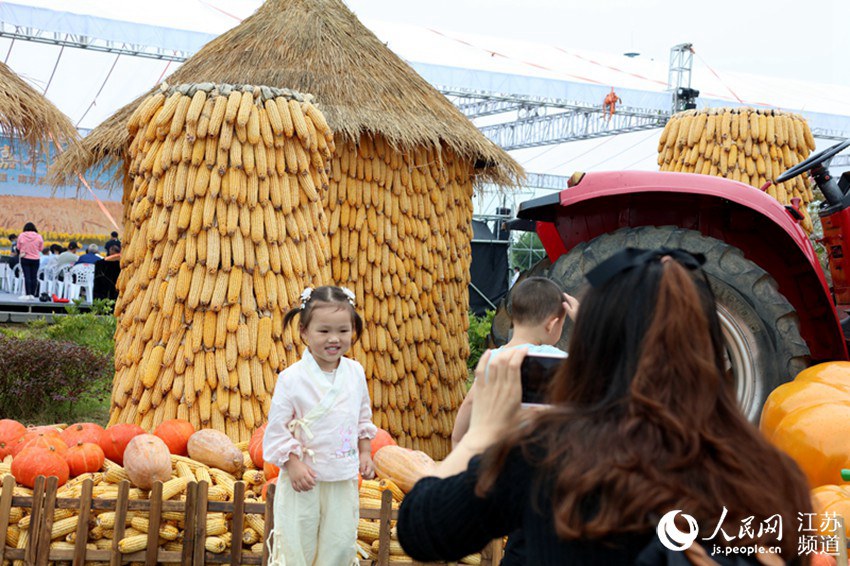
[657,108,817,231]
[111,82,334,442]
[356,478,481,565]
[0,441,272,563]
[328,135,473,460]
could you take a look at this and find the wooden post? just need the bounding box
[181,481,198,566]
[193,480,209,565]
[109,480,130,566]
[145,481,163,566]
[35,476,58,566]
[230,481,246,565]
[263,484,275,566]
[837,516,848,565]
[0,475,16,563]
[71,478,94,566]
[25,475,45,565]
[377,490,393,566]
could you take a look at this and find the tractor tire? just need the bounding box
[489,257,551,348]
[503,226,810,421]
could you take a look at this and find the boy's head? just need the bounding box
[510,277,569,345]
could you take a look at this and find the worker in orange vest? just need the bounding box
[603,88,622,120]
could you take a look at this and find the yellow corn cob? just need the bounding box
[118,534,149,554]
[358,519,381,543]
[206,514,228,537]
[129,517,180,540]
[245,514,265,536]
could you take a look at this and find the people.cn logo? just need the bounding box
[656,510,700,551]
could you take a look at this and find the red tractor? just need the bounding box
[495,139,850,419]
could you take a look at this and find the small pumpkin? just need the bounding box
[100,424,145,465]
[11,446,70,488]
[373,446,436,493]
[0,419,26,459]
[61,423,105,448]
[123,434,173,489]
[370,428,397,459]
[261,477,278,501]
[153,419,195,456]
[65,443,105,477]
[187,429,244,474]
[248,424,266,468]
[761,362,850,487]
[263,461,280,481]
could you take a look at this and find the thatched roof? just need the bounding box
[51,0,523,187]
[0,61,78,148]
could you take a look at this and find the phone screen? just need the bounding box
[520,353,567,405]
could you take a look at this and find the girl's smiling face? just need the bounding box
[300,304,354,372]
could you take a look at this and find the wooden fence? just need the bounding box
[0,475,501,565]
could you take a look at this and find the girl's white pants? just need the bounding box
[270,475,359,566]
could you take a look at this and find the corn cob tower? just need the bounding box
[657,108,817,231]
[110,83,334,442]
[327,135,473,458]
[48,0,524,459]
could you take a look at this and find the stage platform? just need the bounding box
[0,290,91,323]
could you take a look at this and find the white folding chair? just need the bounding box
[38,264,58,297]
[0,264,9,292]
[66,264,95,302]
[53,264,72,299]
[11,263,24,296]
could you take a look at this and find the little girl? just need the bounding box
[264,285,377,566]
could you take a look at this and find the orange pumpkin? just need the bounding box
[370,428,397,459]
[123,434,173,489]
[100,424,145,465]
[65,443,105,477]
[153,419,195,456]
[61,423,105,447]
[248,424,266,468]
[373,445,436,493]
[263,461,280,480]
[261,477,278,500]
[11,446,70,488]
[810,553,837,566]
[0,419,26,459]
[761,362,850,487]
[14,429,67,457]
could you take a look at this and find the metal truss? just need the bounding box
[443,87,670,149]
[524,172,571,191]
[476,107,667,151]
[0,23,191,62]
[831,155,850,167]
[811,129,850,142]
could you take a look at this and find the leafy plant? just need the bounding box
[45,310,115,357]
[467,310,495,373]
[0,334,111,423]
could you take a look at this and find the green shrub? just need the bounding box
[0,334,111,423]
[35,299,117,358]
[467,310,495,372]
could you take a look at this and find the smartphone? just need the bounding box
[520,352,567,406]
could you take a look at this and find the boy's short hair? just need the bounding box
[511,276,566,325]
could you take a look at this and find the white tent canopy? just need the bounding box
[1,0,848,213]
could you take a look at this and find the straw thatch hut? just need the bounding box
[0,61,77,149]
[51,0,522,459]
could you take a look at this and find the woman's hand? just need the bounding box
[431,348,526,479]
[285,455,317,492]
[563,292,580,321]
[465,348,526,450]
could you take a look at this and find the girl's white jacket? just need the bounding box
[263,350,377,482]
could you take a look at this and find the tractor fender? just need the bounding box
[518,171,846,362]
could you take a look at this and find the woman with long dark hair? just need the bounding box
[15,222,43,298]
[397,248,812,565]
